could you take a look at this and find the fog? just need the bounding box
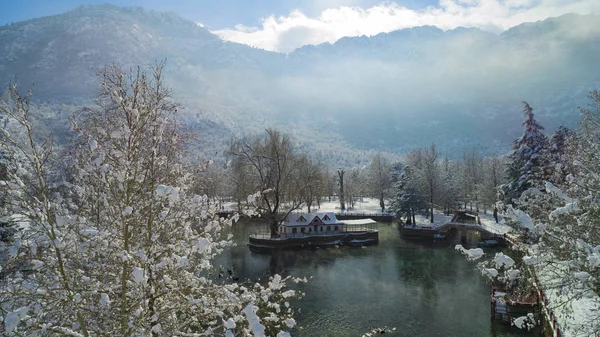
[1,6,599,159]
[189,13,599,156]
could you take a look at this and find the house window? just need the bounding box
[320,226,323,232]
[322,214,331,221]
[326,226,331,232]
[297,216,307,222]
[301,227,305,233]
[334,226,338,231]
[292,228,297,234]
[309,228,312,232]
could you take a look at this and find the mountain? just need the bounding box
[1,5,599,160]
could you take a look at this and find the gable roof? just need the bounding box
[282,212,343,227]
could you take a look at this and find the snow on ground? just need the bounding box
[412,210,452,228]
[296,198,388,215]
[221,198,389,215]
[535,261,600,337]
[221,198,518,238]
[478,212,514,235]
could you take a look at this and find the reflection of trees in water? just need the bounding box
[268,251,299,275]
[394,241,466,305]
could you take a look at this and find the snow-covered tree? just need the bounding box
[422,144,440,223]
[438,157,460,215]
[0,149,18,244]
[297,155,325,213]
[344,167,367,210]
[388,165,426,225]
[366,153,392,212]
[0,66,303,336]
[479,156,505,213]
[476,93,600,335]
[503,102,548,204]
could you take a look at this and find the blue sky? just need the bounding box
[2,0,599,52]
[0,0,439,29]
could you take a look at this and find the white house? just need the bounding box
[278,212,345,237]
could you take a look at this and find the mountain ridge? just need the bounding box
[0,5,599,159]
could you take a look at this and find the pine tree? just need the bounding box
[503,102,548,204]
[545,125,575,186]
[388,165,425,224]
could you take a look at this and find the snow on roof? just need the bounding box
[282,212,342,227]
[344,219,376,225]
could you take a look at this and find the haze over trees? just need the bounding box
[366,153,393,212]
[1,5,599,160]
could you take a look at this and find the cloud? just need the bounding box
[212,0,600,52]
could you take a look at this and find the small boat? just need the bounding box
[477,239,499,248]
[490,283,540,323]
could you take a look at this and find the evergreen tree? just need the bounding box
[388,165,425,224]
[543,125,574,186]
[503,102,548,204]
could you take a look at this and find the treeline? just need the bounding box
[387,100,587,227]
[387,143,504,223]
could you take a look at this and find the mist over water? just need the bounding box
[216,221,539,336]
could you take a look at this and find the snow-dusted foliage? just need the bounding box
[502,102,548,204]
[366,153,393,213]
[454,245,484,261]
[459,92,600,335]
[387,164,426,224]
[0,65,303,336]
[448,94,600,335]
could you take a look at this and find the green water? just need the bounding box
[215,221,540,337]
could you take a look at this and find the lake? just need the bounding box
[215,221,540,337]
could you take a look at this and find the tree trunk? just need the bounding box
[380,193,385,212]
[338,170,346,211]
[430,194,434,223]
[270,221,279,238]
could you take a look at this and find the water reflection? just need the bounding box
[214,221,539,337]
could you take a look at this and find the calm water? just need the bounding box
[215,221,540,337]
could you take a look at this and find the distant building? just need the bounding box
[279,212,344,237]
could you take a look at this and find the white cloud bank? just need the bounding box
[212,0,600,52]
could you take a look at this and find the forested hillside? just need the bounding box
[1,5,599,159]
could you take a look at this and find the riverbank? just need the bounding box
[454,210,600,337]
